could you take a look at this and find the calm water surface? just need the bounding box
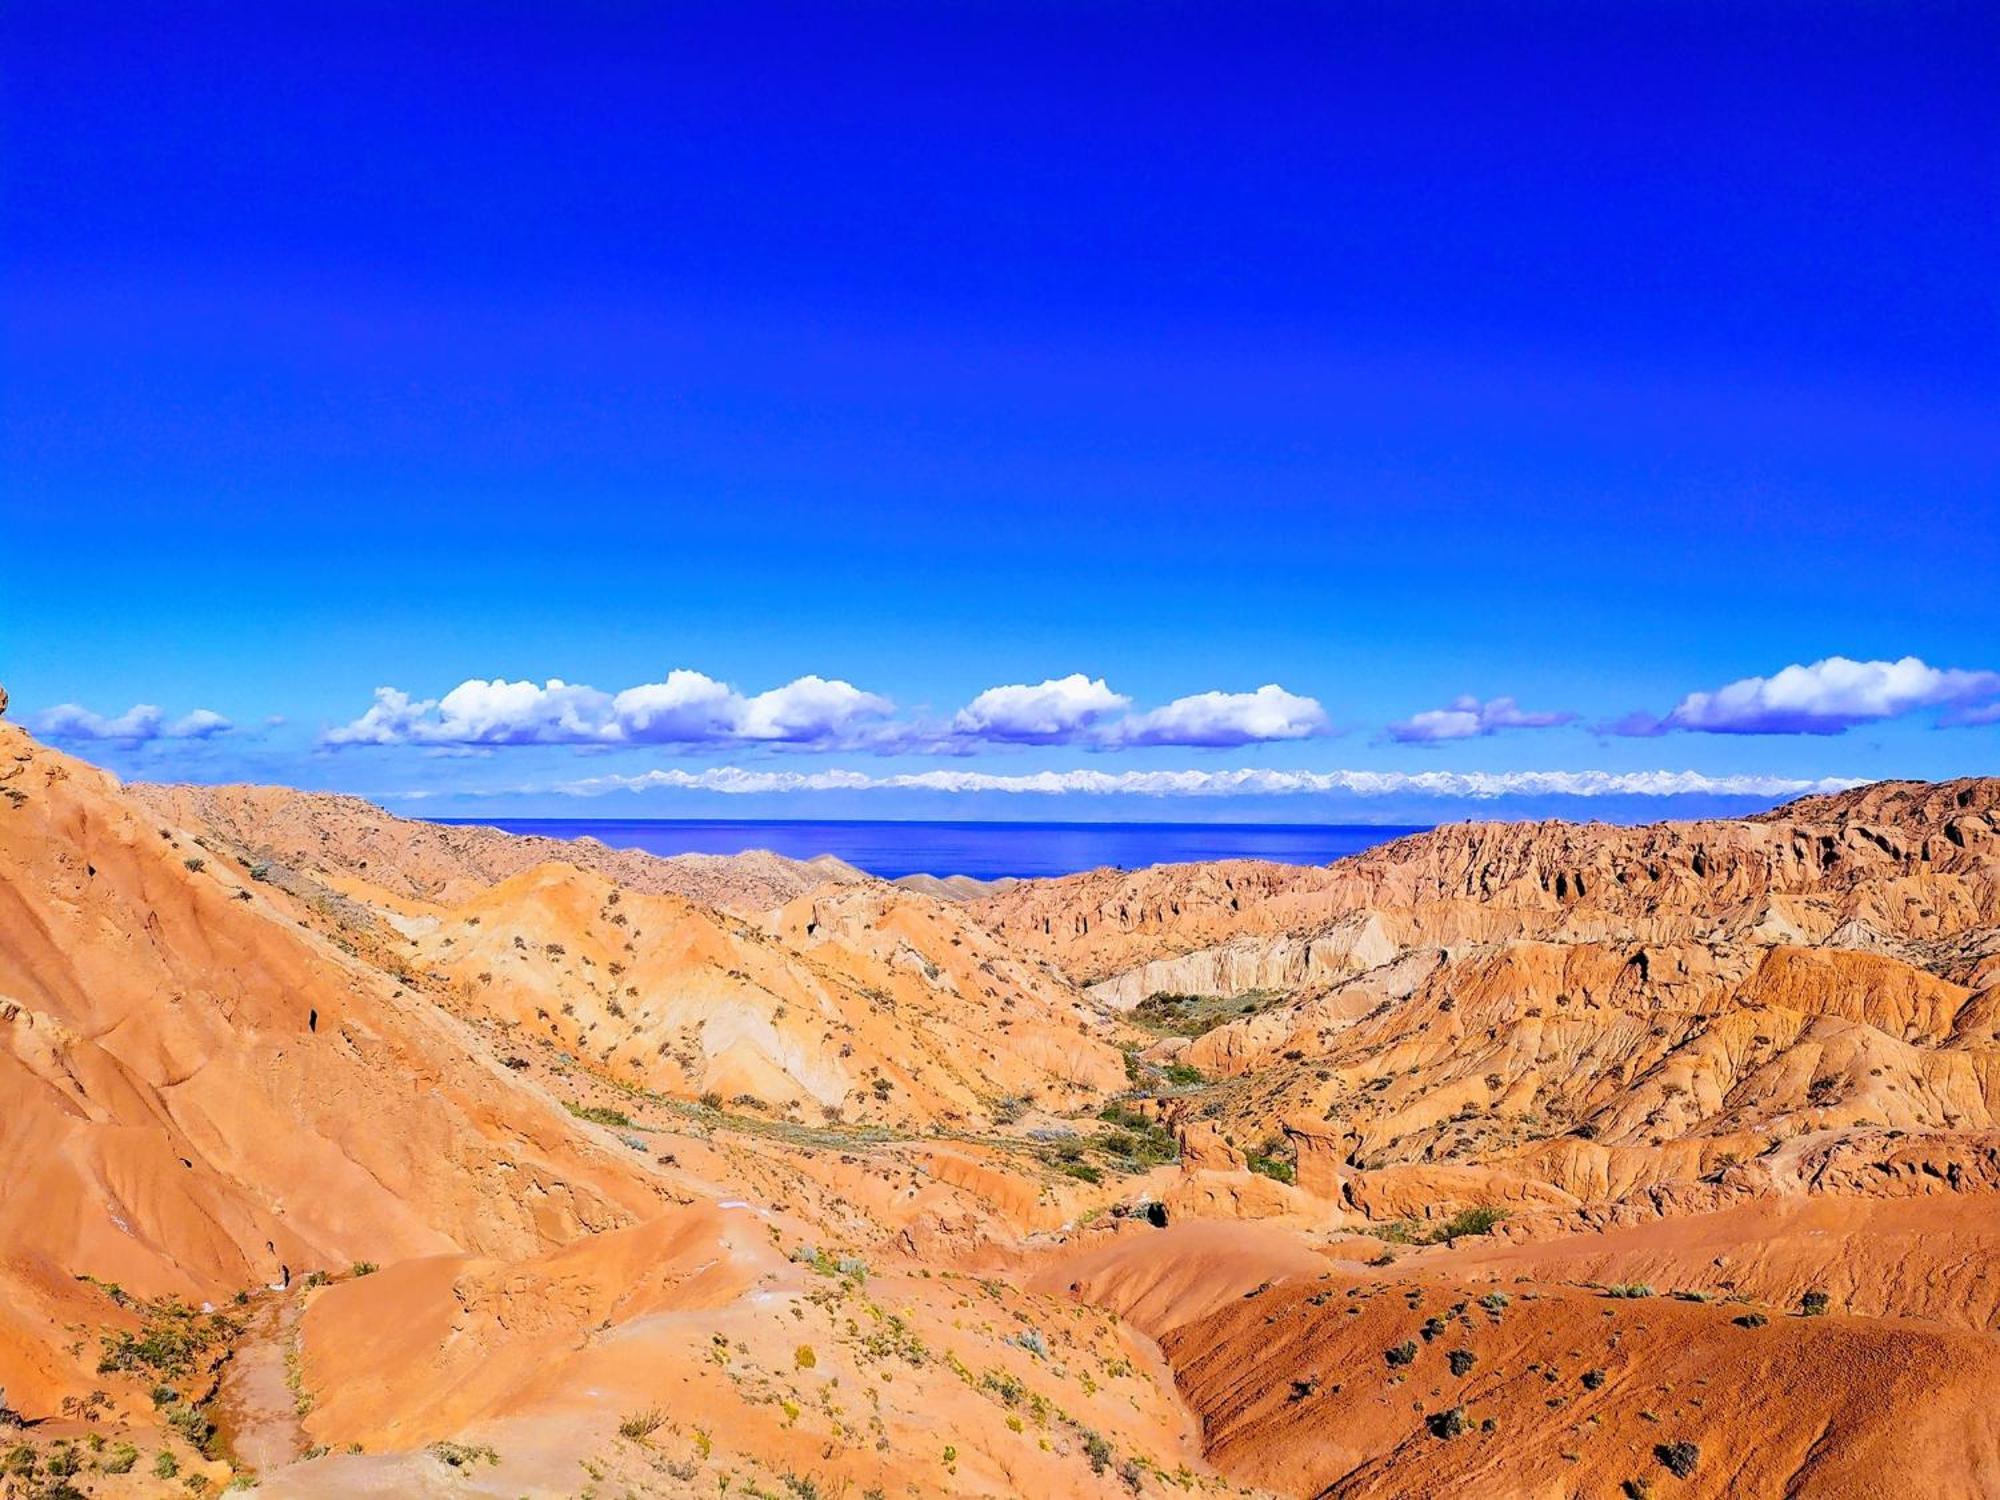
[428,818,1428,881]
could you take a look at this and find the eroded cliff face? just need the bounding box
[5,734,1999,1499]
[975,777,2000,984]
[0,724,666,1436]
[1086,912,1404,1009]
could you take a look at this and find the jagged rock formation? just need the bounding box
[1087,912,1402,1008]
[976,777,2000,984]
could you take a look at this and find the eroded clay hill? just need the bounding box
[406,862,1125,1125]
[132,780,871,913]
[973,778,2000,1496]
[0,723,667,1487]
[5,727,1999,1498]
[0,726,1208,1497]
[975,777,2000,984]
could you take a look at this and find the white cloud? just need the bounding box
[165,708,234,739]
[1115,685,1329,747]
[324,672,893,749]
[32,703,234,743]
[552,765,1861,799]
[1626,656,2000,736]
[321,687,440,746]
[317,673,1333,754]
[737,675,894,743]
[1388,694,1575,744]
[433,677,618,745]
[609,670,746,742]
[950,677,1329,748]
[952,675,1130,743]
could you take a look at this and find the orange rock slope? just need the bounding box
[2,717,1997,1497]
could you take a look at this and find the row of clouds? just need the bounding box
[324,655,2000,748]
[545,767,1865,799]
[319,671,1328,752]
[28,655,2000,752]
[29,703,235,743]
[1387,656,2000,743]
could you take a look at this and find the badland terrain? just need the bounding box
[2,707,1996,1497]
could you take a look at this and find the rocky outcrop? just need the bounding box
[976,776,2000,983]
[1087,911,1403,1008]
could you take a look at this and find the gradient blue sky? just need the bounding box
[4,1,1996,821]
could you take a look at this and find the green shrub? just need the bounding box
[1244,1135,1295,1184]
[430,1440,498,1468]
[1434,1206,1505,1241]
[1384,1341,1418,1368]
[618,1409,664,1442]
[565,1101,632,1128]
[1246,1152,1295,1184]
[97,1297,241,1385]
[1426,1406,1468,1439]
[1082,1430,1113,1474]
[1798,1290,1832,1317]
[1447,1348,1476,1377]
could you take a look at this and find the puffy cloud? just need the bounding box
[555,765,1861,799]
[325,672,892,748]
[164,708,234,739]
[610,671,747,743]
[952,675,1130,743]
[1387,695,1575,744]
[431,678,617,745]
[1115,685,1329,747]
[736,676,894,743]
[321,687,440,746]
[1620,656,2000,736]
[32,703,234,743]
[329,670,1329,752]
[951,677,1329,748]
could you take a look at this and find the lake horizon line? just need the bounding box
[422,816,1431,881]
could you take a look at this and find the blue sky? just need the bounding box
[4,1,1996,821]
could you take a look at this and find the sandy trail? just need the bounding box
[213,1293,311,1476]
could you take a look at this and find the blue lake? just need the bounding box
[427,818,1428,881]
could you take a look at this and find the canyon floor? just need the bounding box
[2,718,1996,1498]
